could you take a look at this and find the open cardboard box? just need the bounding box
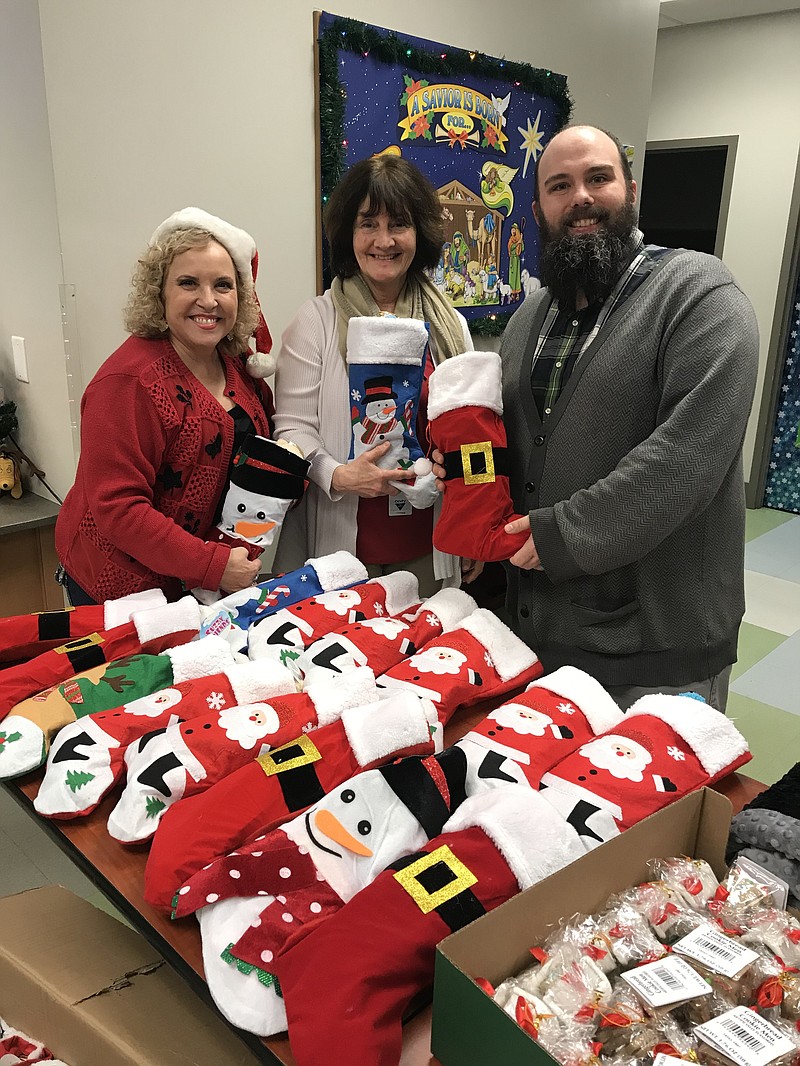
[0,884,262,1066]
[432,787,732,1066]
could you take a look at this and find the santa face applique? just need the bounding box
[218,704,281,750]
[219,484,287,547]
[122,687,183,718]
[578,734,652,782]
[490,703,553,737]
[408,647,467,676]
[313,589,363,618]
[358,616,409,640]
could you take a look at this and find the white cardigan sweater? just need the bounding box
[272,289,472,576]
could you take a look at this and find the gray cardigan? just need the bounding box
[500,249,759,687]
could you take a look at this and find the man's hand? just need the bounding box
[219,545,262,593]
[331,442,410,498]
[505,516,544,570]
[461,557,484,584]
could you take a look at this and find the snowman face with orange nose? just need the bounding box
[284,771,425,903]
[220,484,288,546]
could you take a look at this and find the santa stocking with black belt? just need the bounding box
[428,350,530,561]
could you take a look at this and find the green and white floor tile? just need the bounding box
[1,508,798,903]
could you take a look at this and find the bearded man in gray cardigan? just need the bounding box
[497,125,758,712]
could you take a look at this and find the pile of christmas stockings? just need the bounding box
[0,561,752,1066]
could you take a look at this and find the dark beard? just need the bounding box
[538,198,638,309]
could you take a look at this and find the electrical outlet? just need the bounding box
[12,336,29,383]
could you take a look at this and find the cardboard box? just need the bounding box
[432,788,732,1066]
[0,885,263,1066]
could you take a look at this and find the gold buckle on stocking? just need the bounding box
[256,733,321,776]
[460,442,496,485]
[393,844,478,914]
[54,632,104,655]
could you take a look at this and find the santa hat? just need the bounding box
[149,207,274,378]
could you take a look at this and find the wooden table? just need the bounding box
[4,699,766,1066]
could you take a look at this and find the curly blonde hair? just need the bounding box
[123,227,260,358]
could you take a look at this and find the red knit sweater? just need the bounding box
[56,335,274,601]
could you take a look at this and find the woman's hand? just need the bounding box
[219,546,262,593]
[331,442,410,498]
[431,448,447,492]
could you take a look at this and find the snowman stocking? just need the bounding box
[0,588,166,665]
[0,598,203,780]
[0,595,202,721]
[428,351,530,561]
[172,739,472,1037]
[294,587,476,688]
[347,317,438,509]
[273,785,586,1065]
[457,666,623,794]
[540,693,751,851]
[246,570,419,668]
[34,650,294,819]
[145,690,441,913]
[107,666,378,843]
[193,437,311,604]
[378,607,542,725]
[198,550,367,654]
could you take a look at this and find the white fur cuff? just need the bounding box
[342,692,433,766]
[307,551,368,592]
[346,316,428,365]
[626,694,750,778]
[527,666,623,735]
[103,589,166,631]
[428,351,503,421]
[308,665,377,728]
[134,595,202,644]
[416,588,477,633]
[367,571,420,616]
[459,608,539,681]
[165,634,235,683]
[443,785,587,890]
[224,660,296,705]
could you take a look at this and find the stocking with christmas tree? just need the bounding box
[246,570,419,667]
[428,350,530,561]
[377,607,542,725]
[540,693,751,850]
[107,666,379,843]
[197,551,367,654]
[292,586,476,687]
[0,588,166,665]
[34,654,295,819]
[172,737,470,1037]
[347,316,438,509]
[272,785,586,1064]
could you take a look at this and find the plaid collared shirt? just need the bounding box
[530,232,673,420]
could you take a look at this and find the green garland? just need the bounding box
[318,13,572,203]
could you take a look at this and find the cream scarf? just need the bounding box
[330,272,467,364]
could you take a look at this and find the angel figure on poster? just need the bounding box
[350,375,413,469]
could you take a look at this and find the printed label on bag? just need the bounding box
[654,1055,689,1066]
[388,496,412,517]
[673,922,759,978]
[695,1007,794,1066]
[621,955,712,1008]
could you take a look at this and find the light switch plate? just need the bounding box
[12,336,29,383]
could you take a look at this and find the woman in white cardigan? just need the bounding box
[272,155,479,595]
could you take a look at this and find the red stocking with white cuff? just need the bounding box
[428,350,530,562]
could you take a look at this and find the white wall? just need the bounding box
[648,11,800,485]
[0,0,75,498]
[17,0,659,493]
